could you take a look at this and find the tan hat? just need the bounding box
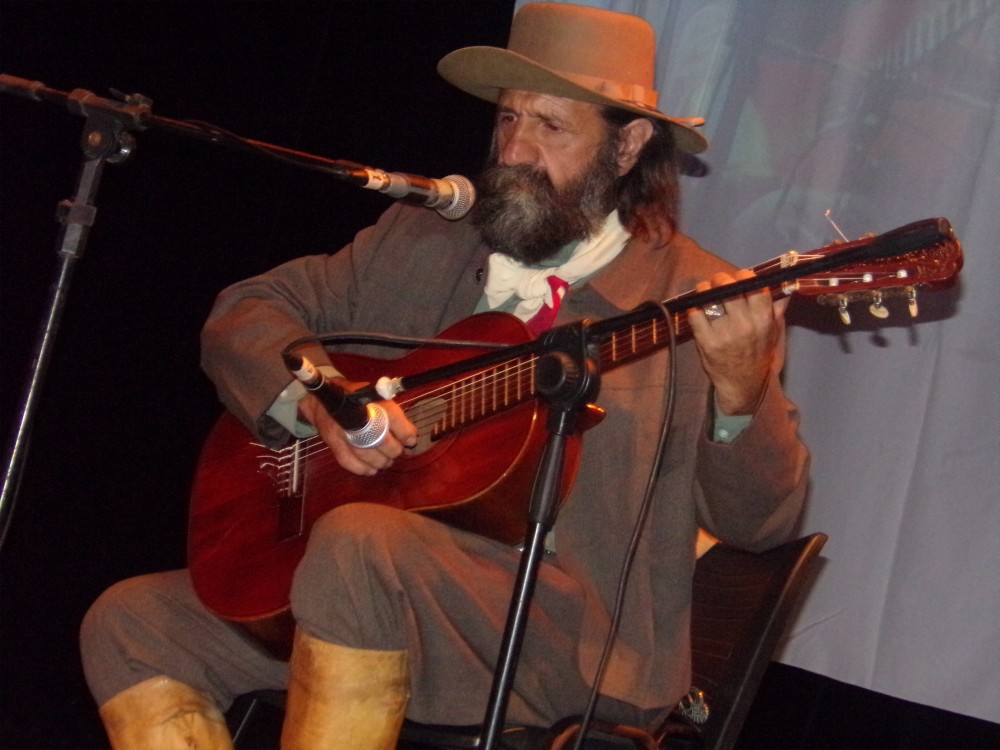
[437,2,708,153]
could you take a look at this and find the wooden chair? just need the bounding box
[228,533,827,749]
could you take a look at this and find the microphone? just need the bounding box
[354,168,475,220]
[283,353,389,449]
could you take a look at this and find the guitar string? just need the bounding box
[271,271,858,482]
[273,355,544,478]
[274,314,676,479]
[269,252,924,480]
[273,281,816,477]
[312,250,926,443]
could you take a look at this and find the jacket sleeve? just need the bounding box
[199,206,408,445]
[200,203,487,446]
[693,367,810,551]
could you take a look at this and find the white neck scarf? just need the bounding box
[483,211,629,323]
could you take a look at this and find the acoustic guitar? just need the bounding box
[188,218,962,625]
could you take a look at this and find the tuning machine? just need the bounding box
[868,291,889,319]
[820,285,920,325]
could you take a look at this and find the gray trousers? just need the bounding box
[81,503,659,728]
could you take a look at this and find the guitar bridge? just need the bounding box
[255,439,306,541]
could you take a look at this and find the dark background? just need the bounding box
[1,2,998,748]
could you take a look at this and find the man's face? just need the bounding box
[471,90,622,265]
[493,90,612,190]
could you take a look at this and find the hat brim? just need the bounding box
[438,46,708,154]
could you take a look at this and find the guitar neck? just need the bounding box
[589,216,960,371]
[396,217,960,435]
[587,254,793,373]
[399,265,772,440]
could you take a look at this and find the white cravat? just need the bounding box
[483,211,630,324]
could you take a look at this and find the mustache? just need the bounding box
[473,162,603,223]
[475,162,558,198]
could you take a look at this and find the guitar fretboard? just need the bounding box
[395,218,961,442]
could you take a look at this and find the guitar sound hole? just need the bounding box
[276,493,304,541]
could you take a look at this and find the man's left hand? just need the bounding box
[687,269,789,416]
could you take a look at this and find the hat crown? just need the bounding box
[507,3,656,89]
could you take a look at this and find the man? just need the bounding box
[81,3,808,748]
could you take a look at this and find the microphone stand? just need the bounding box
[0,73,442,549]
[479,321,600,750]
[0,92,143,548]
[333,320,603,748]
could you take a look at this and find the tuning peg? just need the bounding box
[837,297,851,325]
[907,287,919,318]
[868,291,889,319]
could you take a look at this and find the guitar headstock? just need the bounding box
[780,218,963,324]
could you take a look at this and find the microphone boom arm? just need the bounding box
[0,73,475,218]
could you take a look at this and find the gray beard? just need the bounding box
[470,147,620,266]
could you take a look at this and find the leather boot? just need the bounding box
[281,628,409,750]
[98,675,234,750]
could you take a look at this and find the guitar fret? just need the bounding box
[460,376,470,425]
[481,372,487,415]
[449,380,460,430]
[467,374,476,423]
[467,373,476,423]
[481,369,488,417]
[472,373,479,422]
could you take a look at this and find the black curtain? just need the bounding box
[0,3,513,746]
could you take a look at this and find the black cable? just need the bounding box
[303,330,513,352]
[571,300,679,750]
[180,118,366,178]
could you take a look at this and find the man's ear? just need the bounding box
[616,118,655,175]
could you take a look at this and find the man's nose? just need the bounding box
[499,125,539,167]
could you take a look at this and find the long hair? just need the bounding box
[602,107,681,246]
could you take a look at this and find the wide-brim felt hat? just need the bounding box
[437,2,708,154]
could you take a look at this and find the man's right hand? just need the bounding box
[297,383,417,477]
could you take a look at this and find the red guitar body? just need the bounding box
[188,313,588,622]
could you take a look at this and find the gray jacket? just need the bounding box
[201,202,809,708]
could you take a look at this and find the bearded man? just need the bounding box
[80,4,808,748]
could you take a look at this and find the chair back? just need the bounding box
[669,532,827,750]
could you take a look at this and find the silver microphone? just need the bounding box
[284,354,389,449]
[357,169,475,220]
